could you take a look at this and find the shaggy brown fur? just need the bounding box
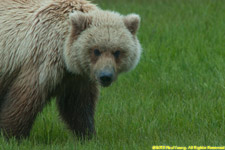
[0,0,141,139]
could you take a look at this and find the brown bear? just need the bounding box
[0,0,142,139]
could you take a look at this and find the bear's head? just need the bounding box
[64,10,141,87]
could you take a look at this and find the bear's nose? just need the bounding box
[99,71,113,86]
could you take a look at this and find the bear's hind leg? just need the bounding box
[0,70,46,139]
[56,75,99,140]
[0,68,21,109]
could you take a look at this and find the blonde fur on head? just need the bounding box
[64,10,142,76]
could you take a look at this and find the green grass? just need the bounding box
[1,0,225,149]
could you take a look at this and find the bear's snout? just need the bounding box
[96,67,115,87]
[99,72,113,84]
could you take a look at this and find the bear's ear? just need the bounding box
[69,11,92,36]
[123,14,140,35]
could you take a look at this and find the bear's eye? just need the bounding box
[113,50,120,59]
[94,49,101,56]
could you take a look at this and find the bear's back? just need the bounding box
[0,0,97,76]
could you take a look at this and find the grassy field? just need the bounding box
[1,0,225,149]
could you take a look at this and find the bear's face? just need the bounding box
[64,10,141,87]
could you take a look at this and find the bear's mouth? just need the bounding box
[99,80,112,87]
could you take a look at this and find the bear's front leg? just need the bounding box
[0,70,46,139]
[56,75,99,140]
